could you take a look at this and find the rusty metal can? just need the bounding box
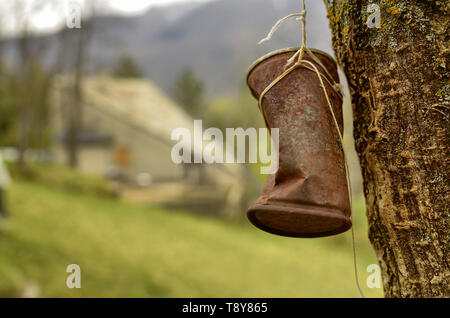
[246,48,351,238]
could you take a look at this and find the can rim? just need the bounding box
[246,47,338,82]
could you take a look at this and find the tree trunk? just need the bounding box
[66,17,94,168]
[17,34,31,173]
[325,1,449,297]
[66,29,85,168]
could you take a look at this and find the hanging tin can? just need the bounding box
[246,48,351,238]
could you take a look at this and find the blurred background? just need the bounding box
[0,0,383,297]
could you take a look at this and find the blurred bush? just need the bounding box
[7,162,117,198]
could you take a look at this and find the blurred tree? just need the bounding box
[174,68,204,116]
[0,63,16,147]
[206,86,266,210]
[206,84,264,130]
[66,26,89,168]
[8,57,53,164]
[0,0,66,172]
[17,59,52,150]
[113,54,143,78]
[64,4,96,168]
[27,61,53,150]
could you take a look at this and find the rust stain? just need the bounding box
[246,48,352,238]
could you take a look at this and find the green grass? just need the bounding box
[6,163,117,198]
[0,180,383,297]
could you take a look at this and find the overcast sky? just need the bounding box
[0,0,213,35]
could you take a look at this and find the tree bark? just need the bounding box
[325,1,449,297]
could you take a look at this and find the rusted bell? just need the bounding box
[246,48,351,238]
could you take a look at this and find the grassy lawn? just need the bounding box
[0,180,383,297]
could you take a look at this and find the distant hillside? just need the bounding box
[0,0,334,97]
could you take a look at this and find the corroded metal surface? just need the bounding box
[246,48,351,238]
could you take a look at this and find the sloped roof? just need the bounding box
[81,75,195,144]
[52,75,245,183]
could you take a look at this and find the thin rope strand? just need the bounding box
[301,59,365,298]
[258,13,306,45]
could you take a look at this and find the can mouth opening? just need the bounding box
[246,47,338,81]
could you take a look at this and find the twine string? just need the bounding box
[258,12,306,45]
[257,0,365,298]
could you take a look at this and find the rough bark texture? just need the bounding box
[324,0,449,297]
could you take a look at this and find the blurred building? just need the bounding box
[51,75,245,216]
